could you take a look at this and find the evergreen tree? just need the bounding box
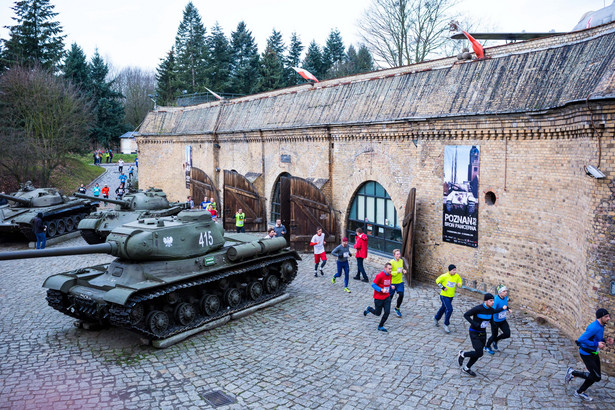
[174,1,208,94]
[89,50,127,147]
[285,32,304,86]
[355,44,375,73]
[229,21,260,95]
[322,29,346,79]
[302,41,324,81]
[256,29,285,92]
[205,22,231,93]
[156,47,178,106]
[63,43,91,92]
[1,0,66,72]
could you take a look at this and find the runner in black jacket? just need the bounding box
[457,293,507,376]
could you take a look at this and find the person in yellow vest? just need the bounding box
[235,208,246,233]
[389,249,407,318]
[433,264,463,333]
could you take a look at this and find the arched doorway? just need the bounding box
[223,170,266,232]
[190,168,219,208]
[346,181,402,254]
[271,172,291,223]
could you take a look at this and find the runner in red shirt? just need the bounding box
[363,262,394,332]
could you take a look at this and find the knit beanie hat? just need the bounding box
[448,264,456,272]
[484,293,494,301]
[596,308,609,319]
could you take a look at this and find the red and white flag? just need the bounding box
[292,67,319,83]
[460,30,485,59]
[205,87,223,100]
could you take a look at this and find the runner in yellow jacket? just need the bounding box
[433,264,463,333]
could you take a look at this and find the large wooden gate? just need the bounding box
[280,176,337,252]
[401,188,416,286]
[223,170,266,232]
[190,168,219,207]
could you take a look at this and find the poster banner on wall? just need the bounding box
[442,145,480,247]
[185,145,192,189]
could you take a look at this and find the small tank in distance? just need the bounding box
[0,181,98,240]
[74,187,189,244]
[0,209,301,341]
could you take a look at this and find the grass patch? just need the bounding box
[49,154,105,194]
[82,152,137,163]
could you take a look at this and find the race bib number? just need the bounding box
[446,281,456,288]
[343,252,349,258]
[480,321,489,328]
[498,311,508,320]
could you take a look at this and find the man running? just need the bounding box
[389,249,407,318]
[331,237,352,293]
[434,264,462,333]
[485,285,511,354]
[310,227,327,277]
[565,308,614,401]
[457,293,507,376]
[363,262,394,332]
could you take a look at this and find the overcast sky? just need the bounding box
[0,0,610,72]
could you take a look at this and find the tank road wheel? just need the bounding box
[146,310,170,337]
[63,216,75,232]
[129,303,145,325]
[56,219,66,235]
[279,261,295,281]
[200,294,221,316]
[46,221,57,238]
[247,281,264,301]
[166,292,179,305]
[263,275,280,294]
[74,214,83,226]
[174,303,196,326]
[224,288,242,308]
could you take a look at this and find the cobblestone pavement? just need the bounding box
[0,238,614,409]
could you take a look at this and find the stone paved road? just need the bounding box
[0,238,613,409]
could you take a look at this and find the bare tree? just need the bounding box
[115,67,156,129]
[358,0,458,67]
[0,65,92,186]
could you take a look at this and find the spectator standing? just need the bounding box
[32,213,46,249]
[363,262,394,332]
[207,204,217,221]
[92,183,101,197]
[310,227,327,277]
[235,209,246,233]
[273,219,286,237]
[263,228,276,239]
[135,157,138,168]
[105,151,110,163]
[353,228,369,282]
[187,196,194,209]
[331,237,352,293]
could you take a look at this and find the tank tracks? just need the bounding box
[47,254,298,340]
[79,228,106,244]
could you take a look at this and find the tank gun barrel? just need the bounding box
[0,243,114,261]
[0,193,32,206]
[74,193,129,207]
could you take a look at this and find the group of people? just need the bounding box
[92,149,113,165]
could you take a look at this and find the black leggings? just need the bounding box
[464,331,486,368]
[573,353,601,393]
[487,320,510,347]
[367,297,391,328]
[315,260,327,271]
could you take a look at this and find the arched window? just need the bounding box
[346,181,402,254]
[271,172,291,223]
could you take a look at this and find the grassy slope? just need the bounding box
[49,155,105,194]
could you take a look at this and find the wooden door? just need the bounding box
[401,188,416,286]
[223,170,266,232]
[190,168,219,207]
[280,176,337,252]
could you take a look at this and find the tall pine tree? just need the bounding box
[256,29,286,92]
[205,22,231,93]
[89,50,127,147]
[355,44,375,73]
[285,32,304,86]
[174,1,208,94]
[302,41,324,81]
[63,43,91,92]
[156,47,178,106]
[229,21,260,95]
[1,0,66,72]
[322,29,346,79]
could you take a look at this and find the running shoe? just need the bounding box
[574,391,593,401]
[443,325,451,333]
[492,342,499,351]
[319,269,324,276]
[353,275,361,280]
[378,326,388,332]
[344,287,351,293]
[394,308,402,318]
[565,367,575,384]
[332,276,336,284]
[457,350,464,367]
[433,317,439,327]
[361,278,369,283]
[364,306,370,316]
[314,271,318,277]
[462,367,477,377]
[484,346,495,355]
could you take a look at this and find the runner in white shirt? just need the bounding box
[310,227,327,277]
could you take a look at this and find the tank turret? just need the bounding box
[0,209,300,341]
[75,188,189,244]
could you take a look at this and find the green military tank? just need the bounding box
[0,182,98,240]
[74,187,188,244]
[0,209,300,340]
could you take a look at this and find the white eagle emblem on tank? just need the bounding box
[163,236,173,247]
